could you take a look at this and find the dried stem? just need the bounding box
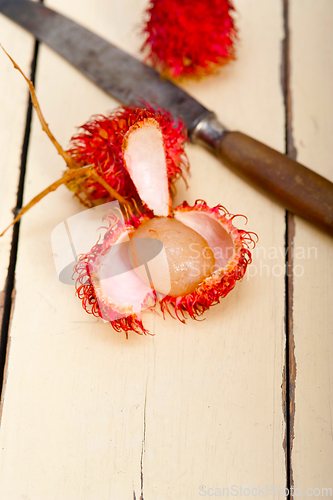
[1,44,79,169]
[0,164,131,236]
[1,166,90,236]
[0,46,132,237]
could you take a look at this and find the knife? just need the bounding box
[1,0,333,236]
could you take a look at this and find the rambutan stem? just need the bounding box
[0,47,132,237]
[0,165,130,237]
[1,44,79,170]
[0,166,89,236]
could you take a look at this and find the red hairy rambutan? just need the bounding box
[141,0,237,79]
[67,104,189,206]
[74,201,256,337]
[73,118,257,337]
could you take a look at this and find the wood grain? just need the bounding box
[0,1,287,498]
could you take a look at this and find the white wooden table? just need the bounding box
[0,1,332,499]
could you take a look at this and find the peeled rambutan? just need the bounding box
[74,202,256,336]
[73,118,257,337]
[141,0,237,79]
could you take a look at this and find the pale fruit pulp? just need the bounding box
[129,217,215,296]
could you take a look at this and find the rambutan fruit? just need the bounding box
[141,0,237,79]
[73,119,257,337]
[74,201,256,337]
[66,105,189,207]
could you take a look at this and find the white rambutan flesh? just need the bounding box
[94,231,155,318]
[123,118,171,216]
[129,217,215,296]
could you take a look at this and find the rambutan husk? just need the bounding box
[74,208,157,337]
[67,104,189,207]
[161,200,256,322]
[141,0,237,79]
[73,201,257,337]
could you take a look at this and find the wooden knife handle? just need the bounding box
[192,116,333,236]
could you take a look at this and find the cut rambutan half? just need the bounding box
[141,0,237,79]
[74,201,257,337]
[67,104,189,208]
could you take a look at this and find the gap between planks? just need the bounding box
[0,41,40,403]
[281,0,296,498]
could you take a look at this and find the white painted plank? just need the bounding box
[0,1,286,498]
[290,0,333,492]
[0,18,35,321]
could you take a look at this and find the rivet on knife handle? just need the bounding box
[192,115,333,236]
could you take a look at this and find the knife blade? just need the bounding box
[1,0,333,236]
